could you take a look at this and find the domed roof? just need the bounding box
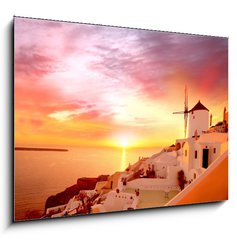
[189,100,209,112]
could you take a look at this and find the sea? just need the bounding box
[14,146,161,220]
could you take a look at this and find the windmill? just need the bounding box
[173,85,189,138]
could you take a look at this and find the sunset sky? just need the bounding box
[14,17,228,148]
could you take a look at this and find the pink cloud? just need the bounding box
[15,46,61,78]
[14,17,228,146]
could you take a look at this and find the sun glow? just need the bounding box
[114,133,146,149]
[120,138,129,148]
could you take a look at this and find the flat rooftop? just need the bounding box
[124,188,179,209]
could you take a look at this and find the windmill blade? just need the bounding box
[173,85,189,138]
[184,85,188,137]
[173,111,185,114]
[184,85,188,112]
[184,113,188,138]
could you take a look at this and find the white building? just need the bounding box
[181,132,228,182]
[91,189,138,213]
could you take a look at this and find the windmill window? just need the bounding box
[213,148,216,154]
[195,150,198,159]
[185,150,187,157]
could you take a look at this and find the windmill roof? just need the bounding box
[189,101,209,112]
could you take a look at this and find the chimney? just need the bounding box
[223,107,226,122]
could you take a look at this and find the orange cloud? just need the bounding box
[14,17,228,148]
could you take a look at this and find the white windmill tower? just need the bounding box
[173,86,209,138]
[188,100,209,138]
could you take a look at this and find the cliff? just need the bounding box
[45,175,109,212]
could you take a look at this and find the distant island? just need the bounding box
[15,147,68,152]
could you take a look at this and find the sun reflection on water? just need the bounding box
[120,147,128,171]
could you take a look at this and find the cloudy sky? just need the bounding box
[14,17,228,148]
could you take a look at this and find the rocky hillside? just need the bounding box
[44,175,109,212]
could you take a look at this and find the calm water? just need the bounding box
[14,147,161,220]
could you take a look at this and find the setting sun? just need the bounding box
[120,138,129,148]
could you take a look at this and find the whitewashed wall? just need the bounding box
[188,110,209,138]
